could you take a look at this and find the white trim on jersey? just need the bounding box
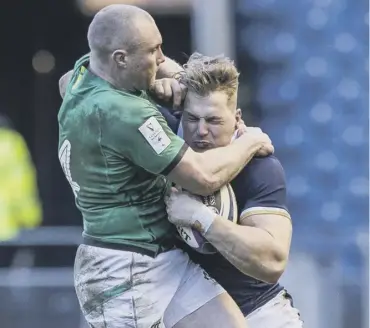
[240,207,291,222]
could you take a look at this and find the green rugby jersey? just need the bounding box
[58,54,187,255]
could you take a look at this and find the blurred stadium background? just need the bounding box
[0,0,368,327]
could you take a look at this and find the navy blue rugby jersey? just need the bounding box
[158,107,289,316]
[184,155,287,316]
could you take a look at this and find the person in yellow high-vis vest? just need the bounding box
[0,115,42,241]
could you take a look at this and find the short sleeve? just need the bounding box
[231,156,290,221]
[100,98,188,175]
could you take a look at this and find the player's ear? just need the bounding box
[112,50,127,68]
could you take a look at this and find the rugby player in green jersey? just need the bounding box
[58,4,273,328]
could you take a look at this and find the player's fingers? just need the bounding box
[236,114,246,128]
[248,128,271,145]
[161,79,173,100]
[236,123,248,137]
[150,81,165,99]
[242,129,273,150]
[180,83,187,97]
[238,114,245,126]
[263,143,274,152]
[236,129,243,138]
[171,79,183,108]
[257,144,274,156]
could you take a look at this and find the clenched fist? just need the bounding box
[149,78,187,109]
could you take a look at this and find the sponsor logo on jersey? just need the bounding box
[139,117,171,154]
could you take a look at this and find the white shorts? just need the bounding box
[74,245,224,328]
[246,291,303,328]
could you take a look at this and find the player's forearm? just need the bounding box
[205,216,287,283]
[198,138,262,193]
[156,56,184,79]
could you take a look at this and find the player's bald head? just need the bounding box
[86,4,164,91]
[87,4,155,58]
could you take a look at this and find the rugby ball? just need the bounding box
[176,183,238,254]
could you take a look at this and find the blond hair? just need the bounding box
[176,53,240,101]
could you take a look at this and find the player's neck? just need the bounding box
[89,59,135,92]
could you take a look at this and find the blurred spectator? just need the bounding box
[0,114,42,241]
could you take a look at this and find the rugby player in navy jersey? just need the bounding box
[162,53,303,327]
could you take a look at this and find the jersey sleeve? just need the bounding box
[236,156,290,221]
[101,98,188,175]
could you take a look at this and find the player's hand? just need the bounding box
[165,188,216,234]
[149,78,187,109]
[239,127,274,156]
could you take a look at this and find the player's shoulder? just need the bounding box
[234,155,285,184]
[73,53,90,71]
[87,89,157,125]
[93,89,153,110]
[248,155,284,173]
[231,155,288,213]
